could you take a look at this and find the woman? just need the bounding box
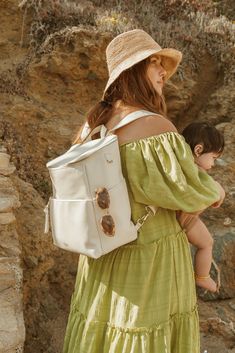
[63,29,224,353]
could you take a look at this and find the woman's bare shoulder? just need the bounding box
[132,115,177,136]
[141,114,178,134]
[116,113,178,145]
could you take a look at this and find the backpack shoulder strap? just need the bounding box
[80,122,105,142]
[81,110,163,140]
[108,110,162,134]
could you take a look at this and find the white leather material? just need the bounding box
[45,110,158,258]
[47,135,117,168]
[50,198,102,258]
[80,121,90,141]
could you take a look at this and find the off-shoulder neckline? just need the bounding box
[119,131,183,148]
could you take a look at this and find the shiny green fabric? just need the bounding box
[63,132,220,353]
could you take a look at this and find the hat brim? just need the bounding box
[103,47,182,96]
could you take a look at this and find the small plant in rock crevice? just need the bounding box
[19,0,96,50]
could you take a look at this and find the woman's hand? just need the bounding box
[211,181,225,208]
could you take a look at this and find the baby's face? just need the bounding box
[195,151,220,171]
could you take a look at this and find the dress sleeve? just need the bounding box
[121,132,220,213]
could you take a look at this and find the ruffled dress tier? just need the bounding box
[63,132,220,353]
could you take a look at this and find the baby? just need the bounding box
[178,122,225,292]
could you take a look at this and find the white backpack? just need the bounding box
[44,110,158,258]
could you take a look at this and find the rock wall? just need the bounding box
[0,148,25,353]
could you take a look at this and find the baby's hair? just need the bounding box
[182,122,224,155]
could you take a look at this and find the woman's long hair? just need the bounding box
[73,56,167,144]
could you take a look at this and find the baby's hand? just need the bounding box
[211,201,221,208]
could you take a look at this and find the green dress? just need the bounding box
[63,132,220,353]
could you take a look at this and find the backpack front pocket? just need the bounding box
[49,164,89,200]
[49,198,103,258]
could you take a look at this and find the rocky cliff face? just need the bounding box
[0,1,234,353]
[0,149,24,353]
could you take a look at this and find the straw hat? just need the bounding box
[103,29,182,95]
